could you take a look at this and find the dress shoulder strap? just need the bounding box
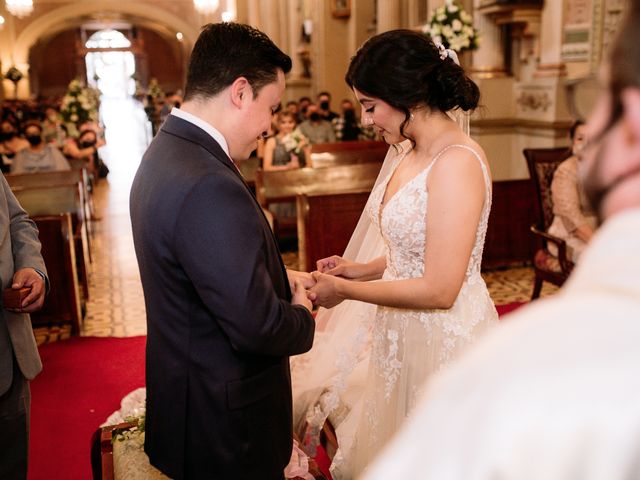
[425,144,491,191]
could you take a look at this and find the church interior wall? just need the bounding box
[0,0,627,181]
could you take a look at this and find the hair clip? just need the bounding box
[435,43,461,66]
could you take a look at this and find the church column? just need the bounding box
[246,0,262,29]
[535,0,566,78]
[376,0,402,33]
[286,0,304,79]
[471,0,507,78]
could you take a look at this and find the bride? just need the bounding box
[291,30,499,479]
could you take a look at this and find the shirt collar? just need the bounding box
[170,107,231,160]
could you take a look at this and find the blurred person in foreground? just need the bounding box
[0,172,48,479]
[364,3,640,478]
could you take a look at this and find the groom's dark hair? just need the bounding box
[184,22,291,102]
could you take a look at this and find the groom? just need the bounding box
[130,23,315,479]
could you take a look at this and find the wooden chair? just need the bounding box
[297,190,370,272]
[524,147,574,299]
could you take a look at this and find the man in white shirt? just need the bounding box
[364,2,640,478]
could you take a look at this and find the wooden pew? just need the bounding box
[6,168,94,243]
[255,162,382,240]
[12,184,91,302]
[238,156,261,190]
[29,214,83,334]
[255,162,382,208]
[310,140,387,169]
[297,190,370,272]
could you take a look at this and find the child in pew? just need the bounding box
[263,111,312,225]
[263,110,312,171]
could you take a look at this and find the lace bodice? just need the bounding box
[366,144,492,284]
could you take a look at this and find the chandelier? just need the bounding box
[193,0,219,15]
[5,0,34,18]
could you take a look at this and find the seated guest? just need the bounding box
[41,106,67,148]
[297,96,312,123]
[333,99,361,141]
[263,111,311,171]
[548,120,597,261]
[0,118,29,172]
[298,104,336,144]
[63,127,106,179]
[263,111,311,222]
[317,91,339,121]
[10,121,70,174]
[285,100,299,118]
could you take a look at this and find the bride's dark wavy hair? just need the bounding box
[345,29,479,147]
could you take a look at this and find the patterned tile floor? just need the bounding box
[33,98,558,345]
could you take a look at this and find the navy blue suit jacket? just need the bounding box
[130,115,315,479]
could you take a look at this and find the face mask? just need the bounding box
[0,131,15,142]
[309,112,321,122]
[27,135,42,146]
[80,140,96,149]
[320,101,330,110]
[344,109,356,121]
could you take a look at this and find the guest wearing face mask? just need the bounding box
[547,120,597,262]
[0,119,29,173]
[41,107,67,148]
[297,96,312,124]
[333,98,362,141]
[317,91,339,121]
[10,121,70,174]
[297,103,336,144]
[63,128,106,178]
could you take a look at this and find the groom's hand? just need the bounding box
[291,280,313,312]
[287,269,316,291]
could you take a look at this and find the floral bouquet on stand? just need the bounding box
[60,78,100,136]
[422,0,479,53]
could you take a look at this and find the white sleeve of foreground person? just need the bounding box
[363,213,640,480]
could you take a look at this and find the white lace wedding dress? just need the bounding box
[292,143,499,479]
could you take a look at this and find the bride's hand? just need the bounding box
[316,255,364,280]
[309,272,345,309]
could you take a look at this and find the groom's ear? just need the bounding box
[230,77,251,109]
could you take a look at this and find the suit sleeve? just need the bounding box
[174,174,314,357]
[2,174,48,282]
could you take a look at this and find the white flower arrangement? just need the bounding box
[282,128,307,156]
[60,78,100,127]
[422,0,479,53]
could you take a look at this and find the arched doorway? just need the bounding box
[85,29,135,99]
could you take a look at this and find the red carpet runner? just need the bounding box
[28,303,524,479]
[29,336,146,480]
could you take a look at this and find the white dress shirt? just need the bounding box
[364,207,640,480]
[170,107,231,161]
